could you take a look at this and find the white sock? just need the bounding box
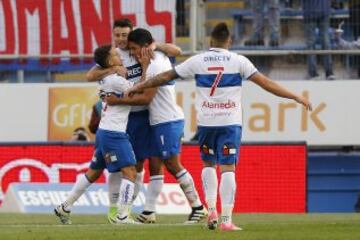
[220,171,236,224]
[144,175,164,212]
[201,167,218,212]
[176,169,202,208]
[63,174,91,211]
[132,170,145,203]
[108,172,123,206]
[117,178,135,218]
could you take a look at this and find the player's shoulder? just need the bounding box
[234,53,250,62]
[153,51,168,61]
[182,51,204,64]
[149,51,170,68]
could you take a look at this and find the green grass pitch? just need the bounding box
[1,213,360,240]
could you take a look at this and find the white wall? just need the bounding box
[1,81,359,145]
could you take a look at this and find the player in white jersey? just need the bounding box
[83,19,182,223]
[124,28,207,224]
[54,22,152,224]
[56,45,139,224]
[126,23,312,231]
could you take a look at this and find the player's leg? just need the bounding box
[133,160,145,202]
[202,163,219,230]
[107,171,122,223]
[164,154,207,223]
[54,147,104,225]
[116,165,137,223]
[158,121,206,223]
[126,110,151,203]
[103,131,139,224]
[62,168,103,210]
[198,126,219,229]
[217,126,242,231]
[136,156,164,223]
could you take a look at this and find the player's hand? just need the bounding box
[105,93,119,106]
[125,83,144,98]
[295,95,313,111]
[145,43,156,59]
[112,65,127,78]
[138,47,151,69]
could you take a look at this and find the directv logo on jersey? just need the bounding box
[203,55,231,62]
[202,100,236,109]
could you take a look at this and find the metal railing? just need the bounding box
[1,49,360,60]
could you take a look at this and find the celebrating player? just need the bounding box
[56,44,142,224]
[126,23,312,231]
[122,28,207,223]
[85,19,182,223]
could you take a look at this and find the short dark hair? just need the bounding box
[113,18,133,30]
[211,22,230,43]
[94,44,112,68]
[127,28,154,47]
[73,127,88,141]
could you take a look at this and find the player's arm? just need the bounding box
[126,69,178,96]
[152,42,182,57]
[86,65,127,82]
[249,72,312,110]
[105,88,157,106]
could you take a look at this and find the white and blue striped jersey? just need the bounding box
[117,48,146,112]
[174,48,257,127]
[146,51,184,125]
[98,74,134,132]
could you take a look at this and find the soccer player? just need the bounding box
[56,44,141,224]
[123,28,207,223]
[126,23,312,231]
[85,19,182,223]
[55,19,153,224]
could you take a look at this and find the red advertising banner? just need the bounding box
[0,0,175,70]
[0,143,307,213]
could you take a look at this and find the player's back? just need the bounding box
[175,48,257,127]
[147,51,184,125]
[98,74,134,132]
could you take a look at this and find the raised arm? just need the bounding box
[153,42,182,57]
[249,72,312,110]
[86,65,127,82]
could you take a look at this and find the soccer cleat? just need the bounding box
[184,205,208,224]
[207,211,218,230]
[114,214,140,224]
[136,211,156,223]
[107,206,118,224]
[54,204,72,225]
[219,222,242,231]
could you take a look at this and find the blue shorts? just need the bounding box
[150,120,184,160]
[197,125,242,165]
[126,110,151,161]
[89,129,136,172]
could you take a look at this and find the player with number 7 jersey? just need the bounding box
[125,23,312,231]
[174,39,257,232]
[184,51,256,127]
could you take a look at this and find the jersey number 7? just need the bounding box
[208,66,224,96]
